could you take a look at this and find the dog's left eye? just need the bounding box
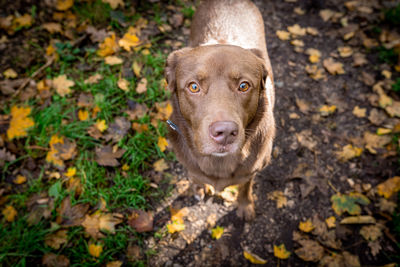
[238,82,250,92]
[188,82,200,93]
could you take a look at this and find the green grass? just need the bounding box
[377,46,398,65]
[385,3,400,26]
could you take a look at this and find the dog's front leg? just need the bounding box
[236,177,255,221]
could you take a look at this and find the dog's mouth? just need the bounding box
[203,143,240,157]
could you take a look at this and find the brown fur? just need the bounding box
[165,0,275,220]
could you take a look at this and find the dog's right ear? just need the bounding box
[165,48,192,92]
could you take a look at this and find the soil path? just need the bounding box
[149,0,399,266]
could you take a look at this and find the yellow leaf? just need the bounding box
[42,22,62,33]
[65,167,76,177]
[13,175,27,184]
[105,56,123,65]
[377,176,400,199]
[7,106,35,140]
[267,190,287,209]
[352,106,366,118]
[323,57,345,75]
[92,106,101,118]
[2,205,17,222]
[157,136,168,152]
[97,33,119,57]
[37,79,51,92]
[153,158,168,172]
[52,74,75,97]
[274,244,291,259]
[306,48,321,63]
[117,78,129,91]
[336,144,363,162]
[170,206,188,224]
[243,250,267,264]
[299,219,315,233]
[122,164,129,171]
[102,0,124,9]
[382,70,392,79]
[377,128,392,135]
[211,226,224,240]
[319,105,337,116]
[119,27,140,51]
[306,27,319,36]
[106,261,123,267]
[325,216,336,228]
[46,135,65,167]
[46,44,56,57]
[155,101,173,120]
[132,61,141,77]
[95,119,108,132]
[338,46,353,57]
[3,68,17,78]
[166,221,185,233]
[290,39,304,47]
[78,109,89,121]
[276,30,290,40]
[136,78,147,94]
[13,14,33,28]
[88,243,103,257]
[287,24,306,36]
[56,0,74,11]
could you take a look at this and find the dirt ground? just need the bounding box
[148,0,400,266]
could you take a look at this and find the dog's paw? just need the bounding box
[236,202,255,221]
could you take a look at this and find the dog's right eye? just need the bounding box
[188,82,200,93]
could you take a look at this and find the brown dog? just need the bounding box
[165,0,275,221]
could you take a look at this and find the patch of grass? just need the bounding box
[377,46,398,65]
[392,78,400,93]
[74,0,111,25]
[385,3,400,26]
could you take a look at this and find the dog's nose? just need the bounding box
[209,121,238,145]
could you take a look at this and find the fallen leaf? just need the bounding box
[128,210,153,232]
[64,167,76,177]
[368,240,381,256]
[3,68,17,78]
[243,250,267,264]
[102,0,124,9]
[291,39,304,47]
[42,253,70,267]
[294,239,324,262]
[56,0,74,11]
[376,176,400,199]
[170,206,188,224]
[81,212,123,239]
[382,70,392,79]
[211,226,224,240]
[378,198,397,213]
[104,117,130,142]
[45,229,68,250]
[56,196,89,227]
[42,23,62,33]
[153,158,168,172]
[319,105,337,116]
[363,131,391,154]
[84,73,103,84]
[219,185,239,202]
[299,219,315,233]
[95,119,108,132]
[117,78,129,91]
[88,243,103,257]
[157,136,168,152]
[132,61,142,77]
[320,9,335,21]
[77,93,93,107]
[267,190,287,208]
[353,52,368,67]
[338,46,353,57]
[325,216,336,228]
[119,26,141,51]
[305,65,326,80]
[54,139,77,160]
[13,174,27,184]
[97,33,119,57]
[166,221,185,233]
[52,75,75,97]
[323,58,345,75]
[340,215,376,224]
[287,24,306,36]
[13,14,33,28]
[0,148,16,167]
[296,129,317,151]
[7,106,35,140]
[336,144,363,162]
[78,109,89,121]
[368,108,386,126]
[306,27,319,36]
[385,101,400,117]
[46,135,65,167]
[105,56,123,65]
[360,225,382,241]
[106,261,123,267]
[330,192,370,216]
[377,128,391,135]
[306,48,321,63]
[276,30,290,40]
[2,205,17,222]
[154,101,173,120]
[342,251,361,267]
[274,244,291,259]
[136,78,147,94]
[95,145,125,167]
[352,106,366,118]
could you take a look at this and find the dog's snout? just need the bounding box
[209,121,238,145]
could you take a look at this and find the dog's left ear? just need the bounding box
[248,48,271,81]
[165,48,192,92]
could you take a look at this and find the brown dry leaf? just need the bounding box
[368,108,386,125]
[56,196,89,227]
[276,30,290,40]
[84,74,103,84]
[95,145,125,167]
[102,0,124,9]
[385,101,400,118]
[323,58,345,75]
[320,9,335,21]
[56,0,74,11]
[363,131,391,154]
[360,225,383,242]
[295,239,324,262]
[352,106,366,118]
[306,27,319,36]
[42,23,62,33]
[295,98,311,114]
[52,75,75,97]
[340,215,376,224]
[338,46,353,57]
[382,70,392,79]
[126,102,149,120]
[299,219,315,233]
[54,139,77,161]
[243,250,267,264]
[81,212,123,239]
[296,129,317,151]
[291,39,304,47]
[105,56,123,65]
[7,105,35,140]
[361,71,375,86]
[136,78,147,94]
[353,52,368,67]
[97,33,119,57]
[104,117,130,142]
[77,93,93,107]
[267,190,288,208]
[46,135,65,167]
[128,210,154,232]
[117,78,129,91]
[119,26,141,51]
[336,144,363,162]
[378,198,397,213]
[45,229,68,250]
[287,24,306,36]
[368,240,381,256]
[376,176,400,199]
[0,148,16,167]
[305,65,326,80]
[154,101,173,120]
[42,253,70,267]
[87,125,103,139]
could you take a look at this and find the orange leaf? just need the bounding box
[7,106,35,140]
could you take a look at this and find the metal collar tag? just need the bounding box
[166,120,182,135]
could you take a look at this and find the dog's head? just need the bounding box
[166,45,272,157]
